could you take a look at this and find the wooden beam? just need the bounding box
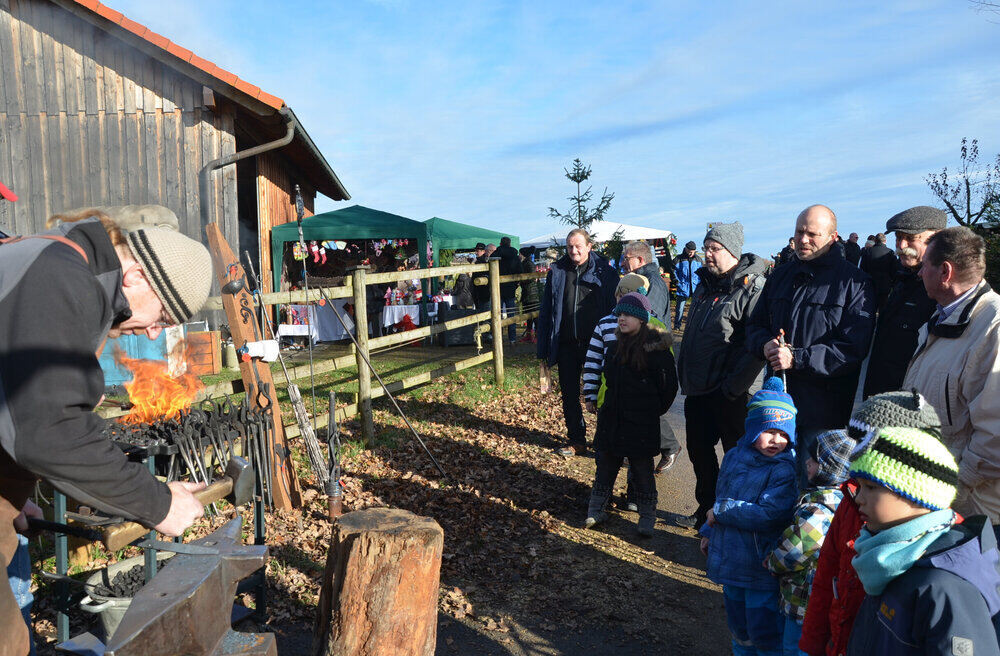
[206,222,301,510]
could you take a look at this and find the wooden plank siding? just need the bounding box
[0,0,239,256]
[255,151,315,294]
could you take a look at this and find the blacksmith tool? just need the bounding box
[101,457,255,552]
[27,518,102,542]
[103,517,274,656]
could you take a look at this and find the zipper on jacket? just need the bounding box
[944,374,953,425]
[573,264,581,340]
[700,296,720,331]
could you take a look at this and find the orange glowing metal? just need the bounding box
[116,350,203,424]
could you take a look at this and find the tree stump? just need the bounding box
[312,508,444,656]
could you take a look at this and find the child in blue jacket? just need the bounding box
[700,377,799,656]
[845,419,1000,656]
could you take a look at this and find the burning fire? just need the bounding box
[115,348,204,424]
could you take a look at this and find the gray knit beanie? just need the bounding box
[848,389,942,455]
[126,228,213,324]
[705,222,744,258]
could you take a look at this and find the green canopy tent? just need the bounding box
[423,216,519,265]
[270,205,429,290]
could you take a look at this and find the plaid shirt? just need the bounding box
[766,487,843,622]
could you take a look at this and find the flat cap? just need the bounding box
[886,206,947,234]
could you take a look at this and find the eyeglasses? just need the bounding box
[704,245,727,254]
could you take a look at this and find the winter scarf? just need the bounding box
[851,508,957,595]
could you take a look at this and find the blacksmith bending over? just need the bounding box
[0,211,212,655]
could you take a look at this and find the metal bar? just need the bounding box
[54,489,69,643]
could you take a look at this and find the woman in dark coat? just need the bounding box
[585,292,678,536]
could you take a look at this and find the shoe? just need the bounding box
[655,453,677,474]
[637,495,657,537]
[557,444,586,457]
[626,502,638,512]
[584,511,607,529]
[676,512,705,529]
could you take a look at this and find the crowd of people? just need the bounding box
[537,204,1000,654]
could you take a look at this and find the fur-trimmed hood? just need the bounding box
[643,323,673,352]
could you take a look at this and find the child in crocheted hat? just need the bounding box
[700,378,799,655]
[799,390,944,656]
[582,276,679,482]
[767,429,855,655]
[584,292,677,537]
[844,419,1000,654]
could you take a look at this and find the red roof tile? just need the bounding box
[68,0,285,111]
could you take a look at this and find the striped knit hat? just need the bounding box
[849,426,959,511]
[613,292,651,323]
[126,228,213,324]
[848,389,942,453]
[745,377,797,447]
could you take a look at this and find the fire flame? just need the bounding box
[116,349,204,424]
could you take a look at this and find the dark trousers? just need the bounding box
[557,339,589,445]
[594,450,656,501]
[684,388,747,519]
[501,297,517,343]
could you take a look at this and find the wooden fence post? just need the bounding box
[351,267,375,447]
[312,508,443,656]
[489,258,504,387]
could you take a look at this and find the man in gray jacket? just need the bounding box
[675,222,766,528]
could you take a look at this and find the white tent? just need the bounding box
[522,221,673,249]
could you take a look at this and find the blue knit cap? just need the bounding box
[613,292,651,323]
[744,377,797,448]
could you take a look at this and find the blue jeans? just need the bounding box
[7,534,35,655]
[723,585,781,656]
[781,612,808,656]
[673,297,688,329]
[501,297,517,343]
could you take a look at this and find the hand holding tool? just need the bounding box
[101,457,254,552]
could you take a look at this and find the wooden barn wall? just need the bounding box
[256,150,314,294]
[0,0,238,250]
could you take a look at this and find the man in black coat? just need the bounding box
[746,204,876,484]
[775,238,795,267]
[494,236,521,343]
[471,242,490,309]
[861,206,947,399]
[844,232,862,266]
[860,232,898,311]
[537,228,620,456]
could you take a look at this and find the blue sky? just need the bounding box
[112,0,1000,258]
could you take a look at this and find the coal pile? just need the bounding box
[92,564,146,598]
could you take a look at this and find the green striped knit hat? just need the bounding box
[849,426,959,511]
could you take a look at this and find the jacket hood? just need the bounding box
[917,515,1000,616]
[642,323,673,352]
[798,486,843,511]
[696,253,767,289]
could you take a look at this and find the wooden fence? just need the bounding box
[102,262,545,447]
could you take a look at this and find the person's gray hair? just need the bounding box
[926,226,986,283]
[624,240,655,265]
[566,228,593,245]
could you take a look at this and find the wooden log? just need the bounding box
[351,267,375,447]
[489,259,504,387]
[312,508,443,656]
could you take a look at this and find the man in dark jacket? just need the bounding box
[844,232,862,266]
[538,228,619,456]
[746,205,876,484]
[861,206,945,399]
[775,238,795,267]
[860,232,897,312]
[676,222,766,527]
[494,236,521,344]
[471,242,490,309]
[0,215,212,653]
[622,240,670,323]
[671,241,701,329]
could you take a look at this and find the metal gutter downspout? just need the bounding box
[199,108,296,225]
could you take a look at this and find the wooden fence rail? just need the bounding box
[105,264,546,444]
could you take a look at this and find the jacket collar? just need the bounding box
[697,253,764,292]
[926,280,991,339]
[794,241,846,269]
